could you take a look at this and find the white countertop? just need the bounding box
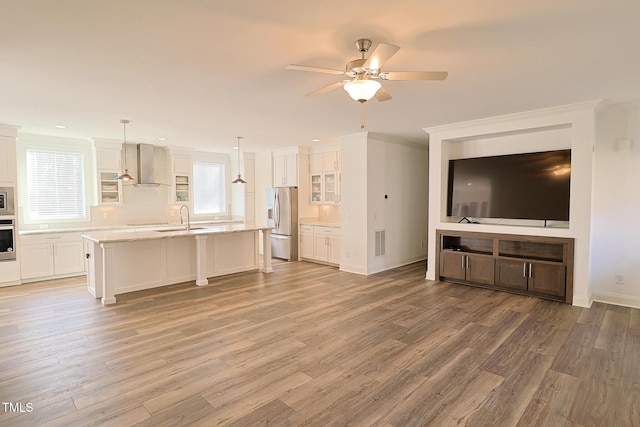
[299,219,341,227]
[19,220,242,235]
[82,224,272,244]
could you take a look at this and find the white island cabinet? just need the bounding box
[82,224,273,305]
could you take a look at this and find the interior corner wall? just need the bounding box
[340,132,429,275]
[424,101,600,307]
[365,134,429,274]
[591,103,640,308]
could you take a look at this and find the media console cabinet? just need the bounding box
[436,229,574,304]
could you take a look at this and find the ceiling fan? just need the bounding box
[286,38,448,103]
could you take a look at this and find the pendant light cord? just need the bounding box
[121,119,129,170]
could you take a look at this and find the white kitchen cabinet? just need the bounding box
[20,243,55,279]
[20,232,86,281]
[171,153,192,174]
[54,240,86,275]
[323,172,340,204]
[0,136,17,184]
[94,141,123,205]
[300,225,340,266]
[99,171,122,204]
[174,175,190,203]
[300,225,314,259]
[97,147,122,170]
[308,146,341,205]
[311,173,322,203]
[322,151,340,172]
[310,153,323,174]
[273,152,298,187]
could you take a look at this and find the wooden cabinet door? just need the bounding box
[495,259,528,291]
[439,251,466,281]
[528,262,566,297]
[466,255,495,285]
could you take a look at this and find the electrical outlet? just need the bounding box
[421,242,424,249]
[615,274,625,284]
[170,210,174,217]
[345,250,350,258]
[103,212,109,220]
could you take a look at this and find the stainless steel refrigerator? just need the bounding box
[266,187,298,261]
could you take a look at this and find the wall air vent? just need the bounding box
[375,230,386,257]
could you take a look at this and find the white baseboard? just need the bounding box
[592,291,640,309]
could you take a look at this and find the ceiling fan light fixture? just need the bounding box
[344,78,381,102]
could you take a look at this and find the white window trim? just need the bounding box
[17,134,94,225]
[190,151,231,219]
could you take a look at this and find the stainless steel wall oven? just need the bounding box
[0,219,16,261]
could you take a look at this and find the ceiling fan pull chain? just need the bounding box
[360,102,366,129]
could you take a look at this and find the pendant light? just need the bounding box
[232,136,247,184]
[116,119,136,181]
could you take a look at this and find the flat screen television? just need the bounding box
[447,149,571,221]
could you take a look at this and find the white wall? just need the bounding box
[339,133,369,273]
[341,132,429,275]
[425,101,600,307]
[591,103,640,307]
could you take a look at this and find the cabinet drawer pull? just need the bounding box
[528,263,532,278]
[523,262,527,277]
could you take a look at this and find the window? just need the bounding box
[26,148,86,220]
[193,161,226,215]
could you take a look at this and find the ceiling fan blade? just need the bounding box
[306,80,349,97]
[374,86,392,102]
[381,71,448,81]
[286,64,345,75]
[363,43,400,70]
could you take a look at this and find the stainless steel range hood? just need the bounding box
[132,143,168,187]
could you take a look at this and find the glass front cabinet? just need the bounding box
[175,175,190,202]
[323,172,339,204]
[99,171,121,204]
[311,173,322,204]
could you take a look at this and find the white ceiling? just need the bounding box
[1,0,639,153]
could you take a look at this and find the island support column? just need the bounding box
[195,234,209,286]
[262,228,273,273]
[100,242,117,305]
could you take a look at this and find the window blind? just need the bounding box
[26,148,86,220]
[193,161,226,215]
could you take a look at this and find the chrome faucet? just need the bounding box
[179,205,190,231]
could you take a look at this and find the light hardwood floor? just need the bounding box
[0,260,639,426]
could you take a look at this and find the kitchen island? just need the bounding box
[82,224,273,305]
